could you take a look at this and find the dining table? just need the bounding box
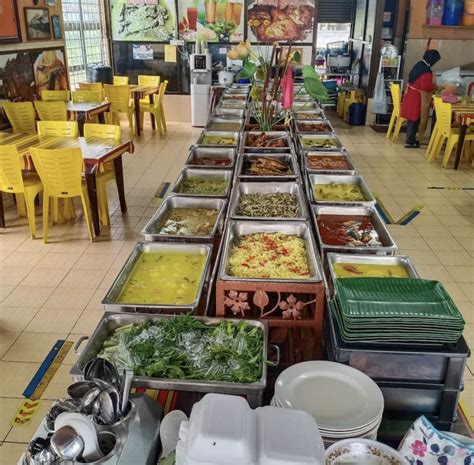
[451,103,474,170]
[66,101,111,136]
[129,85,160,136]
[0,131,134,237]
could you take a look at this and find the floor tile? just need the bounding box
[2,332,67,363]
[6,400,53,443]
[0,332,21,358]
[20,267,66,287]
[0,442,28,465]
[41,364,74,400]
[34,252,82,269]
[446,266,474,283]
[70,309,104,334]
[1,252,46,268]
[43,287,96,309]
[0,267,30,286]
[60,268,108,288]
[0,398,21,442]
[0,286,54,308]
[0,361,39,397]
[0,285,15,303]
[72,253,118,271]
[0,307,39,332]
[24,307,83,333]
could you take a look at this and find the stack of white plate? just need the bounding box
[271,361,384,447]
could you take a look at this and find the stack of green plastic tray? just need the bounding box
[332,278,465,344]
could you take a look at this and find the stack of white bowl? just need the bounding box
[271,361,384,447]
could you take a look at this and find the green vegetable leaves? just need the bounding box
[302,65,328,102]
[236,60,258,81]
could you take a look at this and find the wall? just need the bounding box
[403,0,474,83]
[0,0,65,54]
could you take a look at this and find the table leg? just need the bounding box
[85,172,100,237]
[98,111,106,124]
[149,93,156,131]
[0,191,5,228]
[77,114,86,136]
[134,94,141,136]
[454,123,467,170]
[113,155,127,213]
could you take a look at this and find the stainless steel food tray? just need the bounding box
[141,195,227,242]
[196,130,239,148]
[172,168,233,198]
[299,133,343,152]
[206,117,244,132]
[185,146,236,169]
[102,242,213,313]
[212,107,245,118]
[229,181,309,221]
[296,119,334,134]
[70,312,268,405]
[236,152,300,182]
[293,109,324,120]
[218,220,323,283]
[304,151,357,175]
[308,173,376,206]
[292,101,320,110]
[241,131,292,153]
[312,205,398,257]
[217,100,247,110]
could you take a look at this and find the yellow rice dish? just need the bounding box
[228,233,310,279]
[314,182,365,201]
[333,262,409,278]
[117,251,206,305]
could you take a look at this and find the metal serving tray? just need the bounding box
[229,181,308,221]
[172,168,233,198]
[299,133,343,152]
[292,101,320,110]
[217,100,247,110]
[221,94,247,101]
[70,312,268,405]
[206,117,243,132]
[313,205,397,257]
[241,131,292,153]
[141,195,227,242]
[327,253,419,295]
[304,151,357,175]
[102,242,213,313]
[218,220,322,283]
[236,152,300,182]
[196,130,239,148]
[185,146,236,169]
[212,107,245,118]
[296,119,333,134]
[308,174,376,206]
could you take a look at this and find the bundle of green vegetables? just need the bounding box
[98,315,264,383]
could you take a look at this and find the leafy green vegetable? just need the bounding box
[236,60,258,81]
[98,315,264,384]
[301,65,328,101]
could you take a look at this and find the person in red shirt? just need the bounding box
[401,49,441,148]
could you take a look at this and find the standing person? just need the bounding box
[401,49,441,148]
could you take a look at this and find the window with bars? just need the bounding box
[61,0,109,86]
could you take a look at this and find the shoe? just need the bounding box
[404,141,420,149]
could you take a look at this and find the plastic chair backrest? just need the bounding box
[155,80,169,108]
[104,84,130,112]
[113,76,129,85]
[435,100,453,136]
[34,101,68,121]
[138,75,160,88]
[37,120,79,138]
[30,147,84,198]
[390,83,401,113]
[2,101,36,134]
[41,90,70,102]
[0,145,24,193]
[72,90,102,103]
[84,123,121,140]
[79,82,104,100]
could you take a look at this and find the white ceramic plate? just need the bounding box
[275,361,384,432]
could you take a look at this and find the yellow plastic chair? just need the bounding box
[103,84,134,134]
[37,121,79,138]
[387,83,406,142]
[79,82,104,100]
[137,75,160,105]
[427,96,443,160]
[2,101,36,134]
[84,123,121,226]
[0,145,43,238]
[34,100,68,121]
[41,90,70,102]
[139,80,168,134]
[30,146,94,243]
[113,76,129,85]
[72,90,102,103]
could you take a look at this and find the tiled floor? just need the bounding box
[0,117,472,463]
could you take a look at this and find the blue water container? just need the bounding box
[349,103,366,126]
[442,0,463,25]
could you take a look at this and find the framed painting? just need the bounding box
[0,0,21,43]
[24,7,52,41]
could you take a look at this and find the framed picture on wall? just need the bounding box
[0,0,21,43]
[51,15,62,39]
[24,7,52,41]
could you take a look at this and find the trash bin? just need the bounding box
[348,102,366,125]
[86,64,113,84]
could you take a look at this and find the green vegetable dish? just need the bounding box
[179,177,228,195]
[98,315,264,383]
[237,193,300,218]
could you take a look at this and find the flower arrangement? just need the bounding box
[227,41,328,131]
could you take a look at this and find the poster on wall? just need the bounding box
[0,48,67,102]
[132,44,154,60]
[178,0,244,43]
[110,0,177,42]
[247,0,315,43]
[0,0,21,43]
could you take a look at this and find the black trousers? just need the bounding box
[406,119,420,145]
